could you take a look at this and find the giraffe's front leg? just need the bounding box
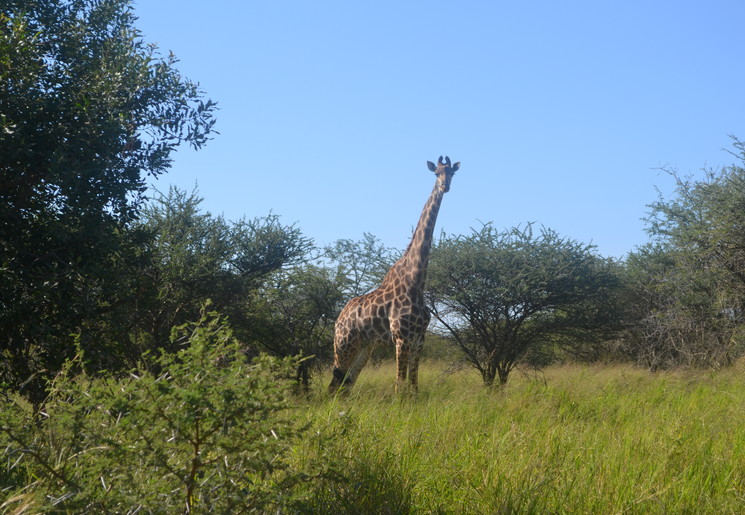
[394,337,409,393]
[407,337,424,392]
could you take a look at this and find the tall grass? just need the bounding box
[295,361,745,513]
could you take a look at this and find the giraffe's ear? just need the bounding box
[452,162,460,172]
[427,161,436,172]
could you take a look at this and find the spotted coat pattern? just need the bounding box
[329,157,460,392]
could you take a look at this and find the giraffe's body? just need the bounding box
[329,156,459,392]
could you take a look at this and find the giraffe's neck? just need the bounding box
[383,182,444,291]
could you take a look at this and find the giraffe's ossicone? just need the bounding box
[329,156,460,393]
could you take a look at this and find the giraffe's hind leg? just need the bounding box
[394,336,410,393]
[407,336,424,392]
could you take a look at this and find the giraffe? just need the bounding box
[329,155,460,393]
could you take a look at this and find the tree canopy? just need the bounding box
[323,232,397,299]
[0,0,216,399]
[621,138,745,369]
[428,224,623,386]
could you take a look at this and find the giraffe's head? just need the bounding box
[427,155,460,193]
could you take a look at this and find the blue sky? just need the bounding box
[133,1,745,259]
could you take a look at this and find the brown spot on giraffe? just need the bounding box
[329,156,460,393]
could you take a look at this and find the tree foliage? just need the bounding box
[622,138,745,369]
[132,187,313,355]
[0,0,217,400]
[427,224,623,386]
[247,265,346,390]
[91,186,328,390]
[323,232,398,299]
[646,138,745,292]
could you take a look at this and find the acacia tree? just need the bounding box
[0,0,216,399]
[323,232,398,299]
[427,224,622,386]
[620,243,743,369]
[621,138,745,369]
[646,137,745,294]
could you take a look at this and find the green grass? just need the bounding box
[294,361,745,514]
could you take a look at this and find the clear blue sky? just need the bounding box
[133,0,745,259]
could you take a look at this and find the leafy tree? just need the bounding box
[646,137,745,294]
[324,232,398,299]
[622,138,745,368]
[247,265,346,390]
[620,244,743,369]
[130,186,313,357]
[0,0,216,399]
[427,224,622,386]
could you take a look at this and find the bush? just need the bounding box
[1,308,313,513]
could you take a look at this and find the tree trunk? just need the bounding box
[482,369,496,387]
[497,366,510,386]
[296,362,310,392]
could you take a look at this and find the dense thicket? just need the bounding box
[0,0,216,400]
[130,187,313,354]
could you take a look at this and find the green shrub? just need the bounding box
[1,308,313,513]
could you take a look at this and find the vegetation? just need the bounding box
[249,264,345,389]
[1,309,332,513]
[427,223,624,386]
[621,139,745,369]
[132,186,313,355]
[2,1,745,512]
[297,361,745,513]
[6,359,744,513]
[0,0,216,402]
